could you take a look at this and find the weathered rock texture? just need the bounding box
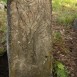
[7,0,52,77]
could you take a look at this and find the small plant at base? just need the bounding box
[53,60,68,77]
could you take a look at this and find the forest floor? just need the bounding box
[52,12,77,77]
[52,0,77,77]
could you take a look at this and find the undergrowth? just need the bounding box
[52,0,77,26]
[53,60,68,77]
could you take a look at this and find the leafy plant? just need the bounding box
[53,31,62,41]
[1,0,7,3]
[52,0,77,26]
[53,60,68,77]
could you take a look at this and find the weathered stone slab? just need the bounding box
[7,0,52,77]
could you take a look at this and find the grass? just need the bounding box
[53,31,62,41]
[52,1,75,76]
[0,0,7,3]
[52,0,77,26]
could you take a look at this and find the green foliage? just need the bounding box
[52,0,77,11]
[0,0,7,3]
[53,31,62,41]
[52,0,77,26]
[53,60,68,77]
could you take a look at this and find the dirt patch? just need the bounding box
[52,17,77,77]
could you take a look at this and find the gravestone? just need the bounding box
[7,0,52,77]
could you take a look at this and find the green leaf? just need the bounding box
[54,60,68,77]
[57,61,64,69]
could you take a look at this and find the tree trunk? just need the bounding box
[7,0,52,77]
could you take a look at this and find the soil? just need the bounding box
[52,15,77,77]
[0,52,9,77]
